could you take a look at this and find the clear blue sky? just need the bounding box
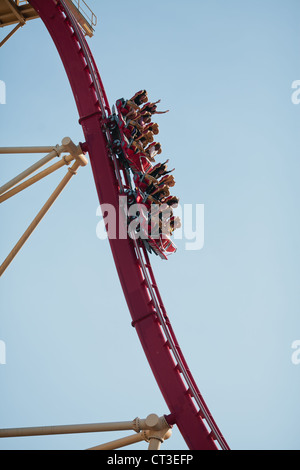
[0,0,300,450]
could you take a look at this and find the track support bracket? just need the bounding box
[0,413,172,450]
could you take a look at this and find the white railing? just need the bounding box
[71,0,97,27]
[17,1,97,28]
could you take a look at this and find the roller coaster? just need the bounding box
[0,0,230,450]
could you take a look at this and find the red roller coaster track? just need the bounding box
[27,0,229,450]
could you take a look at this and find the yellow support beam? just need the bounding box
[0,1,97,39]
[0,0,39,28]
[0,154,75,204]
[0,155,88,278]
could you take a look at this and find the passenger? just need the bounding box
[149,204,177,237]
[145,174,175,198]
[170,216,181,231]
[162,216,181,236]
[143,122,159,135]
[132,112,152,128]
[150,220,162,237]
[147,160,175,179]
[116,98,138,119]
[134,172,158,193]
[144,142,162,162]
[130,139,145,154]
[124,111,152,141]
[155,174,176,188]
[130,90,148,106]
[137,130,155,147]
[139,100,169,116]
[126,113,150,139]
[133,123,159,146]
[160,196,179,208]
[117,90,148,120]
[121,121,140,141]
[149,211,164,237]
[159,205,173,219]
[144,193,160,206]
[147,160,168,177]
[150,185,170,200]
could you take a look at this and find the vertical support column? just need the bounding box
[147,429,172,450]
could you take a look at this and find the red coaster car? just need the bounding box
[128,189,177,259]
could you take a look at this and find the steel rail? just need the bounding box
[132,239,228,449]
[27,0,229,450]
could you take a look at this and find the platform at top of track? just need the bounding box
[0,0,96,38]
[0,0,38,27]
